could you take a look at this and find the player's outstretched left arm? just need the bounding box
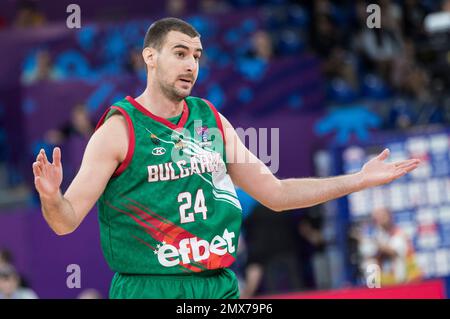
[221,114,421,212]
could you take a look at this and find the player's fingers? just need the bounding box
[393,161,419,177]
[393,168,407,179]
[393,160,409,167]
[32,162,42,176]
[403,162,420,173]
[376,148,390,161]
[40,148,49,165]
[37,152,46,166]
[34,176,43,193]
[394,166,415,176]
[394,159,420,169]
[53,147,62,167]
[36,153,49,175]
[393,165,416,177]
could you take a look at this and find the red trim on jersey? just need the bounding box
[125,95,189,130]
[202,99,226,145]
[111,106,135,177]
[95,106,135,177]
[95,106,111,131]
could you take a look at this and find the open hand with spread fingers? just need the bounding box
[358,148,421,189]
[32,147,63,200]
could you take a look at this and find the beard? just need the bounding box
[158,79,190,102]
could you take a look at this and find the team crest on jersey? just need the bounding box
[152,147,166,156]
[195,126,212,147]
[195,126,209,142]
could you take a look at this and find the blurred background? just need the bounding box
[0,0,450,299]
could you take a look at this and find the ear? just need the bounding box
[142,47,156,69]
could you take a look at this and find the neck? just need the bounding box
[135,84,184,119]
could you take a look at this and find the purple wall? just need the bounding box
[229,112,326,179]
[0,207,113,299]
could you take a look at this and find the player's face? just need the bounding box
[155,31,202,101]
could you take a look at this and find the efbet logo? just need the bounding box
[155,229,235,267]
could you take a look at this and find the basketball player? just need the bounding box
[31,18,421,299]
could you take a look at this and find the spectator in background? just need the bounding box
[240,204,303,298]
[391,38,430,102]
[358,207,422,286]
[423,0,450,91]
[0,265,38,299]
[445,0,450,11]
[401,0,427,41]
[297,207,330,290]
[44,104,94,146]
[0,249,13,268]
[309,12,360,91]
[0,248,32,290]
[322,46,360,91]
[166,0,187,18]
[312,0,333,16]
[310,13,342,58]
[379,0,403,30]
[247,30,275,61]
[13,0,46,28]
[354,0,370,29]
[43,103,94,192]
[21,50,60,85]
[388,98,416,131]
[354,0,404,84]
[126,48,147,78]
[199,0,231,15]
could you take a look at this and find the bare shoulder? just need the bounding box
[88,113,129,163]
[98,113,128,134]
[218,113,240,144]
[219,113,233,129]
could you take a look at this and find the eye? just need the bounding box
[176,51,185,58]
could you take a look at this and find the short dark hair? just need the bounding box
[143,17,200,51]
[0,248,13,264]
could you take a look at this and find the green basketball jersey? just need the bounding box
[95,96,242,275]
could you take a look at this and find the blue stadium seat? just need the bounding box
[277,29,304,55]
[361,74,391,100]
[328,78,358,104]
[287,5,309,28]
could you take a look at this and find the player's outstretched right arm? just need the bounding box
[32,114,128,235]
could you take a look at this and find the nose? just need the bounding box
[185,56,197,73]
